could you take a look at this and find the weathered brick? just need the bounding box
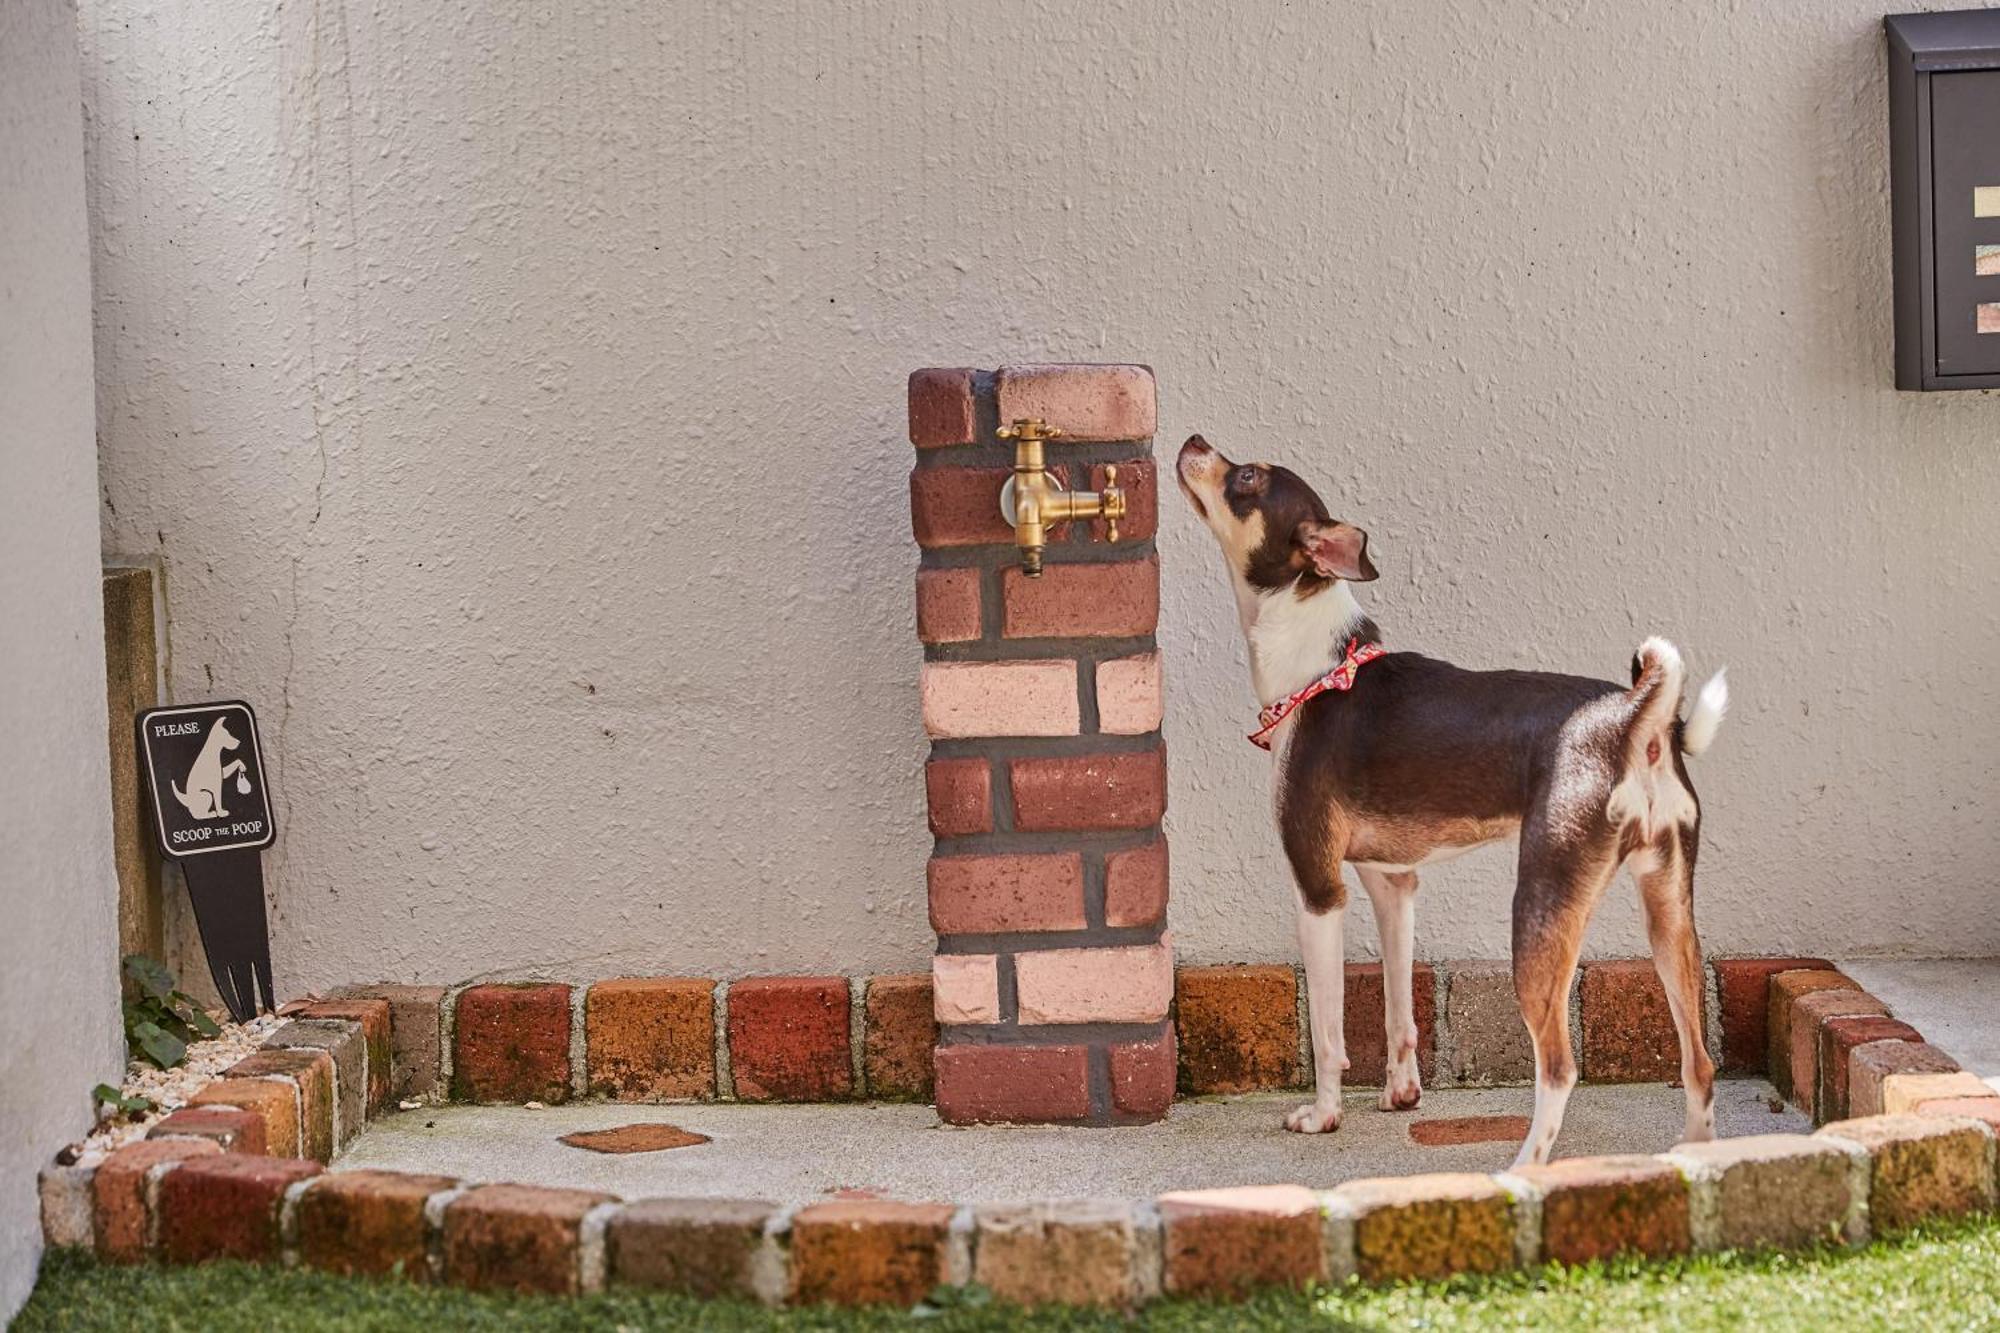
[1818,1016,1921,1123]
[1108,1029,1176,1120]
[40,1159,97,1251]
[158,1154,322,1265]
[1787,990,1889,1119]
[1668,1133,1855,1251]
[1344,962,1437,1087]
[920,660,1080,739]
[935,1044,1090,1124]
[264,1018,367,1149]
[1767,970,1859,1099]
[227,1048,336,1163]
[1010,748,1167,832]
[864,973,937,1101]
[1513,1155,1690,1263]
[727,976,852,1101]
[908,367,977,448]
[148,1106,266,1155]
[915,567,982,644]
[331,983,448,1102]
[1002,558,1159,640]
[1409,1115,1531,1146]
[191,1077,300,1159]
[928,852,1086,935]
[924,757,992,837]
[1579,960,1679,1084]
[1087,459,1157,543]
[608,1197,778,1298]
[912,465,1057,548]
[1849,1041,1960,1119]
[995,364,1156,442]
[1103,837,1168,929]
[452,983,573,1104]
[1818,1113,1997,1231]
[1176,965,1299,1094]
[1094,652,1163,735]
[1159,1184,1325,1295]
[1916,1096,2000,1136]
[298,998,394,1114]
[297,1169,457,1280]
[1443,960,1534,1085]
[1712,957,1832,1074]
[443,1183,613,1295]
[1015,938,1174,1025]
[975,1201,1147,1308]
[92,1139,220,1263]
[790,1200,955,1306]
[931,954,1000,1024]
[1334,1173,1516,1282]
[585,978,716,1101]
[1882,1071,1993,1115]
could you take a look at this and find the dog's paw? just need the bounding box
[1378,1082,1422,1112]
[1284,1101,1343,1134]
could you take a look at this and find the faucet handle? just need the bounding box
[999,418,1063,443]
[1103,463,1123,543]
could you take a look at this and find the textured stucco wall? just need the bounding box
[81,0,2000,997]
[2,0,123,1313]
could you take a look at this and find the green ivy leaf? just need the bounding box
[123,954,176,1003]
[91,1083,124,1106]
[131,1020,185,1070]
[186,1008,222,1039]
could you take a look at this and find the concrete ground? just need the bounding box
[1838,959,2000,1081]
[336,1080,1802,1205]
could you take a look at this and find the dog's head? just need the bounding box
[1175,435,1377,600]
[212,719,239,750]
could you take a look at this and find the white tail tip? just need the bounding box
[1683,668,1729,756]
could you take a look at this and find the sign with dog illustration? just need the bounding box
[138,701,274,859]
[136,700,276,1021]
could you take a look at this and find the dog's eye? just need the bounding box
[1233,466,1259,490]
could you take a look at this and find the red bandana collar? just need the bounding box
[1247,638,1387,751]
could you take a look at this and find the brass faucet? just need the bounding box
[997,418,1127,576]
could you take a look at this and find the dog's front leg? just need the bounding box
[1287,890,1347,1133]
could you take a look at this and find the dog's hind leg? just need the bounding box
[1636,829,1716,1144]
[1358,866,1422,1111]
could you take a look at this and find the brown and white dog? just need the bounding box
[1175,435,1729,1166]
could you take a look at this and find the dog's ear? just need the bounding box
[1294,520,1378,582]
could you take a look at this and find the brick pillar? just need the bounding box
[908,364,1173,1126]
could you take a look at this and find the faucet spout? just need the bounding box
[997,418,1128,577]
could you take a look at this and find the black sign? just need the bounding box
[138,701,274,860]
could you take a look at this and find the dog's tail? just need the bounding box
[1627,637,1728,758]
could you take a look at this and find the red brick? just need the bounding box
[92,1140,221,1263]
[864,974,937,1101]
[452,983,573,1104]
[227,1048,336,1162]
[1009,748,1166,832]
[1713,958,1832,1074]
[1785,989,1888,1119]
[908,367,977,448]
[727,976,852,1101]
[443,1183,613,1295]
[608,1197,780,1298]
[1514,1155,1690,1263]
[924,758,992,837]
[1001,557,1159,640]
[1344,961,1437,1086]
[1408,1115,1531,1147]
[995,364,1156,442]
[912,465,1065,548]
[1916,1096,2000,1133]
[1767,969,1859,1099]
[1108,1029,1176,1120]
[586,978,716,1101]
[1104,837,1168,928]
[332,983,448,1102]
[791,1200,955,1306]
[1087,459,1157,543]
[147,1106,267,1155]
[1158,1185,1324,1295]
[1819,1016,1922,1123]
[298,998,394,1114]
[915,568,982,643]
[1849,1041,1961,1119]
[928,852,1085,934]
[297,1169,458,1280]
[190,1078,300,1159]
[1579,960,1678,1084]
[1176,965,1299,1094]
[935,1044,1090,1124]
[158,1154,322,1265]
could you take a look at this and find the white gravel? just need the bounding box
[75,1012,285,1157]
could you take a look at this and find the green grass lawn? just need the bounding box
[19,1215,2000,1332]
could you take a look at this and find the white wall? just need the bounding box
[79,0,2000,997]
[1,0,123,1313]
